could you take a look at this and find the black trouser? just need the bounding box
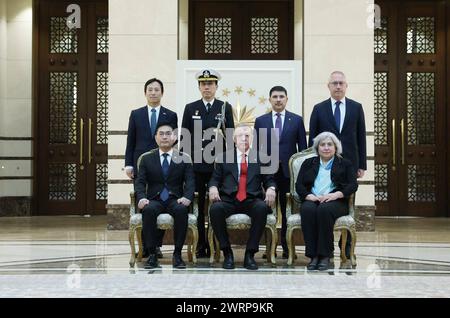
[209,197,271,253]
[141,198,189,254]
[274,168,290,251]
[300,200,348,258]
[195,171,212,250]
[134,178,164,251]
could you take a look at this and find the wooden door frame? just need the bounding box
[32,0,107,215]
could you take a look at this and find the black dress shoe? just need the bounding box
[318,257,330,271]
[156,247,163,259]
[144,254,159,269]
[243,251,258,270]
[172,254,186,269]
[222,249,235,269]
[307,257,319,270]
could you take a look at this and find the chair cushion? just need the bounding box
[129,213,197,227]
[225,213,277,227]
[287,213,301,226]
[334,215,355,228]
[226,213,251,226]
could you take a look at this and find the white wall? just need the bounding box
[108,0,178,204]
[0,0,33,197]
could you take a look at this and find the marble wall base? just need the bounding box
[0,197,32,216]
[355,205,376,231]
[106,204,130,230]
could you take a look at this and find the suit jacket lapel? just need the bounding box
[341,99,352,133]
[280,111,291,141]
[141,106,152,137]
[157,106,167,126]
[246,151,258,184]
[325,99,337,132]
[231,150,239,183]
[152,150,165,181]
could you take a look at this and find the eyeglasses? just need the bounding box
[329,81,346,86]
[157,131,173,137]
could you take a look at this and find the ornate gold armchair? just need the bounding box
[128,151,199,267]
[207,205,278,265]
[286,147,357,267]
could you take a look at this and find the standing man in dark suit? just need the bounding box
[181,69,234,258]
[308,71,367,257]
[125,78,178,258]
[254,86,307,258]
[135,123,195,269]
[208,124,277,270]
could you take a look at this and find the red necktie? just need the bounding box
[236,154,247,202]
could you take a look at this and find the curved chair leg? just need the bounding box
[136,226,143,262]
[350,227,357,267]
[286,226,295,266]
[128,225,137,267]
[214,236,221,262]
[264,230,271,262]
[340,229,348,265]
[208,226,215,264]
[187,230,193,263]
[269,225,277,266]
[191,225,198,265]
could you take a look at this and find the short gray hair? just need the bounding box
[312,131,343,156]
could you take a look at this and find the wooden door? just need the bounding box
[374,0,447,216]
[189,0,293,59]
[35,0,108,215]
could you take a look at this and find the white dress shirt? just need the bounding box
[272,110,286,130]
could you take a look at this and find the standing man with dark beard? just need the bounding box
[181,69,234,258]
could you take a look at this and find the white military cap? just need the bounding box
[195,69,221,82]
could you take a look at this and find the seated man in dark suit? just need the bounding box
[208,124,277,270]
[135,123,195,269]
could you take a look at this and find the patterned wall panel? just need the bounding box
[50,17,78,53]
[406,17,435,53]
[375,164,388,201]
[374,72,388,145]
[96,72,108,144]
[407,165,436,202]
[97,17,109,53]
[251,18,278,54]
[49,163,77,200]
[204,18,232,54]
[96,164,108,200]
[406,72,435,145]
[374,16,388,54]
[49,72,78,144]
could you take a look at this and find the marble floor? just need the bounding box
[1,216,450,297]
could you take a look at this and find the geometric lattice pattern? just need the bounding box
[374,16,388,54]
[96,72,108,144]
[96,163,108,200]
[406,72,435,145]
[374,72,388,145]
[204,18,232,54]
[96,17,108,53]
[251,18,278,54]
[375,164,388,201]
[50,17,78,53]
[406,17,435,53]
[48,163,77,200]
[49,72,78,144]
[407,165,436,202]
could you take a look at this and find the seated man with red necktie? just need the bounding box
[208,124,277,270]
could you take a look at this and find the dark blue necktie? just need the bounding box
[150,108,157,137]
[275,113,282,139]
[160,153,169,201]
[334,101,341,132]
[206,102,211,113]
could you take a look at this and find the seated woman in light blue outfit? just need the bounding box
[295,132,357,271]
